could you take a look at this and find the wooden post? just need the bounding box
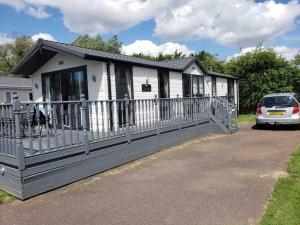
[154,94,160,135]
[124,94,131,144]
[81,94,89,154]
[12,94,25,170]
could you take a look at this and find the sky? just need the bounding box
[0,0,300,61]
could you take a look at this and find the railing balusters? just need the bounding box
[106,101,111,139]
[45,104,50,151]
[89,102,94,141]
[60,104,66,149]
[95,102,100,140]
[53,104,58,150]
[0,96,228,160]
[100,101,105,139]
[115,101,120,136]
[75,103,80,145]
[36,103,43,153]
[68,103,73,146]
[26,104,33,155]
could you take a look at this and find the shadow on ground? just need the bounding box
[252,124,300,131]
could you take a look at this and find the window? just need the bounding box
[227,79,235,103]
[261,96,295,108]
[183,74,204,97]
[5,92,11,103]
[183,74,191,97]
[29,92,33,101]
[192,76,204,97]
[212,76,217,97]
[41,66,88,102]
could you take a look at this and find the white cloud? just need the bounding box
[154,0,300,47]
[31,33,56,42]
[0,33,13,45]
[227,46,300,61]
[273,46,300,61]
[0,0,300,47]
[122,40,193,56]
[0,0,50,19]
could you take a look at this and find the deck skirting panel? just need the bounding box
[1,120,219,200]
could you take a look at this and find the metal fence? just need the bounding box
[0,94,237,171]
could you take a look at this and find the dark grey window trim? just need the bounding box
[158,69,170,98]
[114,63,134,100]
[182,73,205,97]
[41,65,88,101]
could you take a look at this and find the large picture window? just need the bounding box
[41,66,88,102]
[183,74,204,97]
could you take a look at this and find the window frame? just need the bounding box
[182,73,205,97]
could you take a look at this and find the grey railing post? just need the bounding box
[124,94,131,143]
[81,94,89,154]
[12,94,25,170]
[227,106,232,134]
[177,94,182,130]
[154,94,160,135]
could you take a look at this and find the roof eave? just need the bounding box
[11,39,86,75]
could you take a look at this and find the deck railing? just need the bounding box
[211,96,238,133]
[0,94,237,170]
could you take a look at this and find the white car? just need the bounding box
[256,93,300,126]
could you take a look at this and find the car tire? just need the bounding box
[255,123,263,129]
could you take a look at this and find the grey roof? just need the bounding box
[42,40,196,71]
[0,76,32,88]
[12,39,238,79]
[208,71,238,79]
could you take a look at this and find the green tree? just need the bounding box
[72,34,122,53]
[293,52,300,67]
[0,35,34,76]
[133,50,187,61]
[194,50,226,73]
[226,48,299,113]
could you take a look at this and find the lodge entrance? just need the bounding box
[41,66,88,129]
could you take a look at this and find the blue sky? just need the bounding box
[0,0,299,60]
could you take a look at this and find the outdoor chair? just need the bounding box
[31,106,53,135]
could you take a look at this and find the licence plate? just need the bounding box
[268,111,285,116]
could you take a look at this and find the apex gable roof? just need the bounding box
[11,39,238,79]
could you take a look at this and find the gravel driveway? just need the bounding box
[0,122,299,225]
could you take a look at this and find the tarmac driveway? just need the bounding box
[0,123,299,225]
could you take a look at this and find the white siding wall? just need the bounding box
[169,71,183,98]
[31,53,106,102]
[216,77,228,96]
[184,63,204,75]
[133,66,158,99]
[204,76,211,97]
[234,80,238,106]
[0,88,32,103]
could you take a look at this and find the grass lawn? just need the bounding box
[0,190,16,205]
[260,146,300,225]
[238,114,256,123]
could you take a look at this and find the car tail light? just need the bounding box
[256,106,262,115]
[292,103,299,114]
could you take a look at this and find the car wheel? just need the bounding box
[255,123,263,129]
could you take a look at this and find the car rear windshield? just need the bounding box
[260,96,295,108]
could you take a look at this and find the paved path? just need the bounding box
[1,123,299,225]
